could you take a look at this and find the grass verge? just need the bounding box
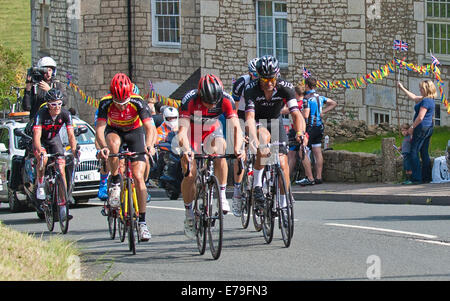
[0,221,82,281]
[332,126,450,157]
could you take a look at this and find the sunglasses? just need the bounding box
[260,77,276,84]
[48,101,63,107]
[113,97,131,105]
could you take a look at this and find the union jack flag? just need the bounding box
[302,67,311,79]
[430,52,440,66]
[393,40,408,51]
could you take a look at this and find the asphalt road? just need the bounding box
[1,197,450,282]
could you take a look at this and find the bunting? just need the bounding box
[308,58,449,114]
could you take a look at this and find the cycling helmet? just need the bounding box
[198,74,223,105]
[110,73,132,102]
[37,56,57,77]
[256,55,280,78]
[163,106,179,130]
[248,58,259,74]
[44,88,64,102]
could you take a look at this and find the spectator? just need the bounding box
[287,83,306,181]
[397,123,413,184]
[398,80,436,184]
[297,77,337,186]
[156,106,179,144]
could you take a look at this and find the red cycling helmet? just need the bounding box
[110,73,132,102]
[198,74,224,105]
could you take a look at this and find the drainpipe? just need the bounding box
[127,0,133,81]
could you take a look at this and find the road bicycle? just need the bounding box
[185,153,242,260]
[256,142,294,247]
[40,150,79,234]
[107,150,152,255]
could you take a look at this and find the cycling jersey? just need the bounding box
[244,78,299,121]
[179,89,237,152]
[96,93,152,132]
[303,90,328,127]
[33,106,73,156]
[33,106,73,140]
[232,74,252,118]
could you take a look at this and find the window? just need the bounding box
[257,1,288,65]
[151,0,180,47]
[40,3,51,50]
[426,0,450,56]
[371,109,390,125]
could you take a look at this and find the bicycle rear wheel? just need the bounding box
[56,174,70,234]
[262,169,274,244]
[107,206,117,240]
[276,167,292,247]
[207,176,223,260]
[194,187,207,255]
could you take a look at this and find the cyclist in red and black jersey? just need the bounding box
[178,74,244,239]
[244,55,308,212]
[33,88,78,203]
[96,73,156,242]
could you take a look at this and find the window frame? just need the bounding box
[256,0,288,67]
[425,0,450,63]
[370,108,391,126]
[151,0,181,48]
[40,3,51,51]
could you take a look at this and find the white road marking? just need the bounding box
[324,223,438,239]
[147,205,184,211]
[414,239,450,247]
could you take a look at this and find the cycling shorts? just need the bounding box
[105,126,147,162]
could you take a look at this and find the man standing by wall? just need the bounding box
[297,77,337,185]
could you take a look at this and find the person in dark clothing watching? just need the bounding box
[23,56,67,120]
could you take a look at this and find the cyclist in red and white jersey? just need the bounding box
[178,74,244,239]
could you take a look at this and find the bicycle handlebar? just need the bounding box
[184,153,243,178]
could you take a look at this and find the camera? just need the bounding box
[27,67,48,84]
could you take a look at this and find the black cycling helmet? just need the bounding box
[44,88,64,102]
[198,74,224,105]
[256,55,280,78]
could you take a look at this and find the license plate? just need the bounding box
[74,170,100,183]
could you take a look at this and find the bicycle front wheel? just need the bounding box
[107,206,117,240]
[207,176,223,260]
[56,174,70,234]
[276,167,292,247]
[240,169,251,229]
[127,181,137,255]
[194,186,207,255]
[43,192,55,232]
[261,169,274,244]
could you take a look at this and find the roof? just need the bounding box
[168,68,201,100]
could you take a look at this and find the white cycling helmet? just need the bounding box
[37,56,57,77]
[163,106,179,130]
[248,58,259,74]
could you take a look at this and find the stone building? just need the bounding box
[30,0,449,127]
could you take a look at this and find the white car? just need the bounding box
[59,116,100,203]
[0,115,100,211]
[0,118,27,211]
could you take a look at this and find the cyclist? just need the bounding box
[96,73,156,242]
[33,88,78,209]
[178,74,244,238]
[244,55,307,214]
[230,58,259,216]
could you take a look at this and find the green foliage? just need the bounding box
[0,44,27,110]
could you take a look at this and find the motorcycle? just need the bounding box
[150,131,182,200]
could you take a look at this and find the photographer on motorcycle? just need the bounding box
[23,56,67,121]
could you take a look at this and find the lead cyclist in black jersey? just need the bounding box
[244,55,308,212]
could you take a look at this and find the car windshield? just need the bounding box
[59,122,96,145]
